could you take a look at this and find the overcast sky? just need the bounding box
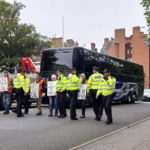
[6,0,147,50]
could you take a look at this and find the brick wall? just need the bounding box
[101,27,149,88]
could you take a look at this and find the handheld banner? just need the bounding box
[0,77,8,92]
[47,81,56,96]
[78,84,87,100]
[30,84,39,98]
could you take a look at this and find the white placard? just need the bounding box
[0,77,8,92]
[78,84,87,100]
[47,81,56,96]
[30,84,39,98]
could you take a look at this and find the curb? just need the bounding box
[69,116,150,150]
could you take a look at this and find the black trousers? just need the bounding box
[57,91,67,116]
[90,89,103,119]
[57,92,61,116]
[23,93,29,113]
[103,94,113,122]
[70,90,78,119]
[15,88,24,116]
[61,91,67,116]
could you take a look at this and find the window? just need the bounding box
[125,43,132,61]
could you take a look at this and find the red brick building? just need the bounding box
[51,37,79,48]
[101,27,149,88]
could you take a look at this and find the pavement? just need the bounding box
[1,101,150,150]
[75,117,150,150]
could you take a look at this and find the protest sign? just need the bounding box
[0,77,8,92]
[30,83,39,98]
[47,81,56,96]
[78,84,87,100]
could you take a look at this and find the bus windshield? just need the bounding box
[40,48,73,73]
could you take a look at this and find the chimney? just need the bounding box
[115,28,125,40]
[104,38,109,43]
[91,43,97,51]
[133,26,141,37]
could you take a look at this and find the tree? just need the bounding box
[141,0,150,38]
[0,0,51,70]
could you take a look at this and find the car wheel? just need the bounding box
[131,93,136,104]
[126,94,132,104]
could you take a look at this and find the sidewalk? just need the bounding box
[77,118,150,150]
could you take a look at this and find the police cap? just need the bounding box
[103,69,110,73]
[56,70,63,73]
[93,66,99,71]
[17,67,22,73]
[71,67,77,71]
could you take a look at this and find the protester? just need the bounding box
[48,74,58,117]
[34,73,46,116]
[2,71,13,114]
[79,73,87,118]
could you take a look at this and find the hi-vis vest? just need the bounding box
[56,74,66,92]
[87,72,104,93]
[8,77,13,93]
[96,76,116,97]
[13,73,25,89]
[65,73,73,91]
[23,77,31,93]
[68,74,82,91]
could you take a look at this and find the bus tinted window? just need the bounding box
[41,49,73,73]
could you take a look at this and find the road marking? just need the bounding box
[69,116,150,150]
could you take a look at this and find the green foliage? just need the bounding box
[0,0,51,69]
[141,0,150,37]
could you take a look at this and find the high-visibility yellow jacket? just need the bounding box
[96,76,116,97]
[109,76,116,93]
[56,74,66,92]
[23,77,31,93]
[13,73,25,89]
[68,74,82,91]
[87,72,104,93]
[65,73,73,91]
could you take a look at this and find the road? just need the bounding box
[0,101,150,150]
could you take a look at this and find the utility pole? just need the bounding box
[62,16,64,47]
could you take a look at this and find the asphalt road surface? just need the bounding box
[0,101,150,150]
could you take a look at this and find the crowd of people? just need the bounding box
[0,66,116,124]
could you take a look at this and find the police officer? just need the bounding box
[56,70,67,118]
[68,68,82,120]
[13,68,25,117]
[96,69,116,124]
[87,67,104,121]
[23,71,31,114]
